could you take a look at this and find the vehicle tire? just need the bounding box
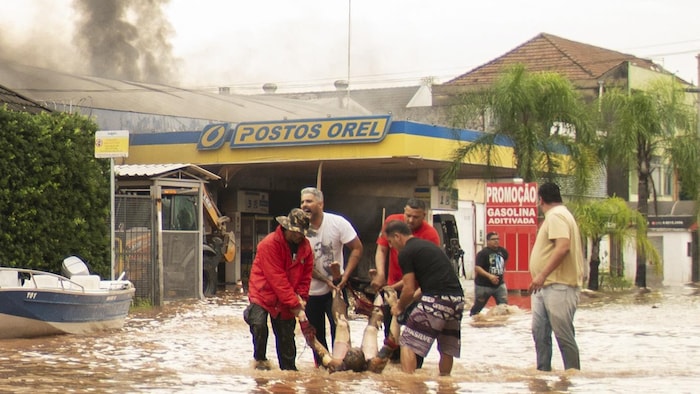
[203,246,219,297]
[203,267,217,297]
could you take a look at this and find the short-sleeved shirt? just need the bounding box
[474,246,508,287]
[377,213,440,285]
[307,212,358,296]
[397,237,463,296]
[529,204,584,288]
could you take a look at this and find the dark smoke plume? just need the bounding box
[73,0,179,83]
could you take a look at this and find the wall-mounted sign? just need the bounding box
[485,182,539,292]
[237,190,269,214]
[648,216,694,229]
[196,116,391,150]
[414,186,458,211]
[197,123,230,151]
[95,130,129,158]
[485,182,538,228]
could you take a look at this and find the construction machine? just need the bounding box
[202,187,236,296]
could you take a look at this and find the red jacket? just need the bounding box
[248,225,314,319]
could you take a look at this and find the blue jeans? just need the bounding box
[469,283,508,316]
[531,283,580,371]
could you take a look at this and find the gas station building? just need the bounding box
[122,115,534,290]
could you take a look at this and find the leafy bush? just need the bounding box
[0,106,110,276]
[599,272,632,292]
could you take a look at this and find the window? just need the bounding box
[650,155,673,197]
[162,195,198,231]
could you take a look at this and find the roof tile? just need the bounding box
[445,33,667,87]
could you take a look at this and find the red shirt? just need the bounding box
[376,213,440,285]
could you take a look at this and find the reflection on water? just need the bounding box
[1,282,700,393]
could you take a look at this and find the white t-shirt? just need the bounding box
[307,212,358,296]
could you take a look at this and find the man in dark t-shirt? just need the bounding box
[384,220,465,376]
[470,231,509,316]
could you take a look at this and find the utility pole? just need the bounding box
[696,53,700,282]
[346,0,352,109]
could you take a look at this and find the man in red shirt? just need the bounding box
[371,198,440,366]
[372,198,440,291]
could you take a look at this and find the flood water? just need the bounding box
[2,281,700,393]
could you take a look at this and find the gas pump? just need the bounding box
[433,214,465,277]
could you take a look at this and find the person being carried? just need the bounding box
[470,231,509,316]
[301,286,401,373]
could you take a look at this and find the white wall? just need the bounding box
[622,230,693,286]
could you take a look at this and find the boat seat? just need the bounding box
[70,275,101,290]
[24,275,62,288]
[0,270,20,287]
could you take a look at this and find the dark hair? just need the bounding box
[405,198,426,211]
[342,347,367,372]
[538,182,563,204]
[486,232,498,241]
[384,220,411,236]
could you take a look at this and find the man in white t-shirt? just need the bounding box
[300,187,363,367]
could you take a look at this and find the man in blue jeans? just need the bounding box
[528,182,585,371]
[470,231,509,316]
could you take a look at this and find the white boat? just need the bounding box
[0,256,135,339]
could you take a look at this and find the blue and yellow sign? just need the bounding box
[197,123,232,151]
[196,116,391,151]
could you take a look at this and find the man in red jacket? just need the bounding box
[244,208,315,371]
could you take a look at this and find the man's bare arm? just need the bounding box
[371,244,389,291]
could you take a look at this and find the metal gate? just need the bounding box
[114,191,203,305]
[162,231,199,299]
[115,195,156,303]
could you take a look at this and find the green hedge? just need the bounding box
[0,106,110,276]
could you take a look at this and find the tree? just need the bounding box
[0,107,111,276]
[441,64,599,196]
[573,197,659,290]
[598,78,700,288]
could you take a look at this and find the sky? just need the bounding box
[1,0,699,94]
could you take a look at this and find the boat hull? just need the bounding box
[0,287,135,339]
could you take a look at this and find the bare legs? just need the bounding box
[367,287,400,373]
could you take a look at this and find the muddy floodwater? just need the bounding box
[2,281,700,393]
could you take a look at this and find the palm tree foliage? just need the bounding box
[573,197,659,290]
[442,64,600,197]
[598,78,700,288]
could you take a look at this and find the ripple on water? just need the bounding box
[1,288,700,392]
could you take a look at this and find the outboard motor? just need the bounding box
[62,255,90,278]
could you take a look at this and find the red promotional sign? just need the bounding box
[485,182,538,230]
[485,182,538,291]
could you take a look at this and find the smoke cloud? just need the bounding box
[72,0,179,83]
